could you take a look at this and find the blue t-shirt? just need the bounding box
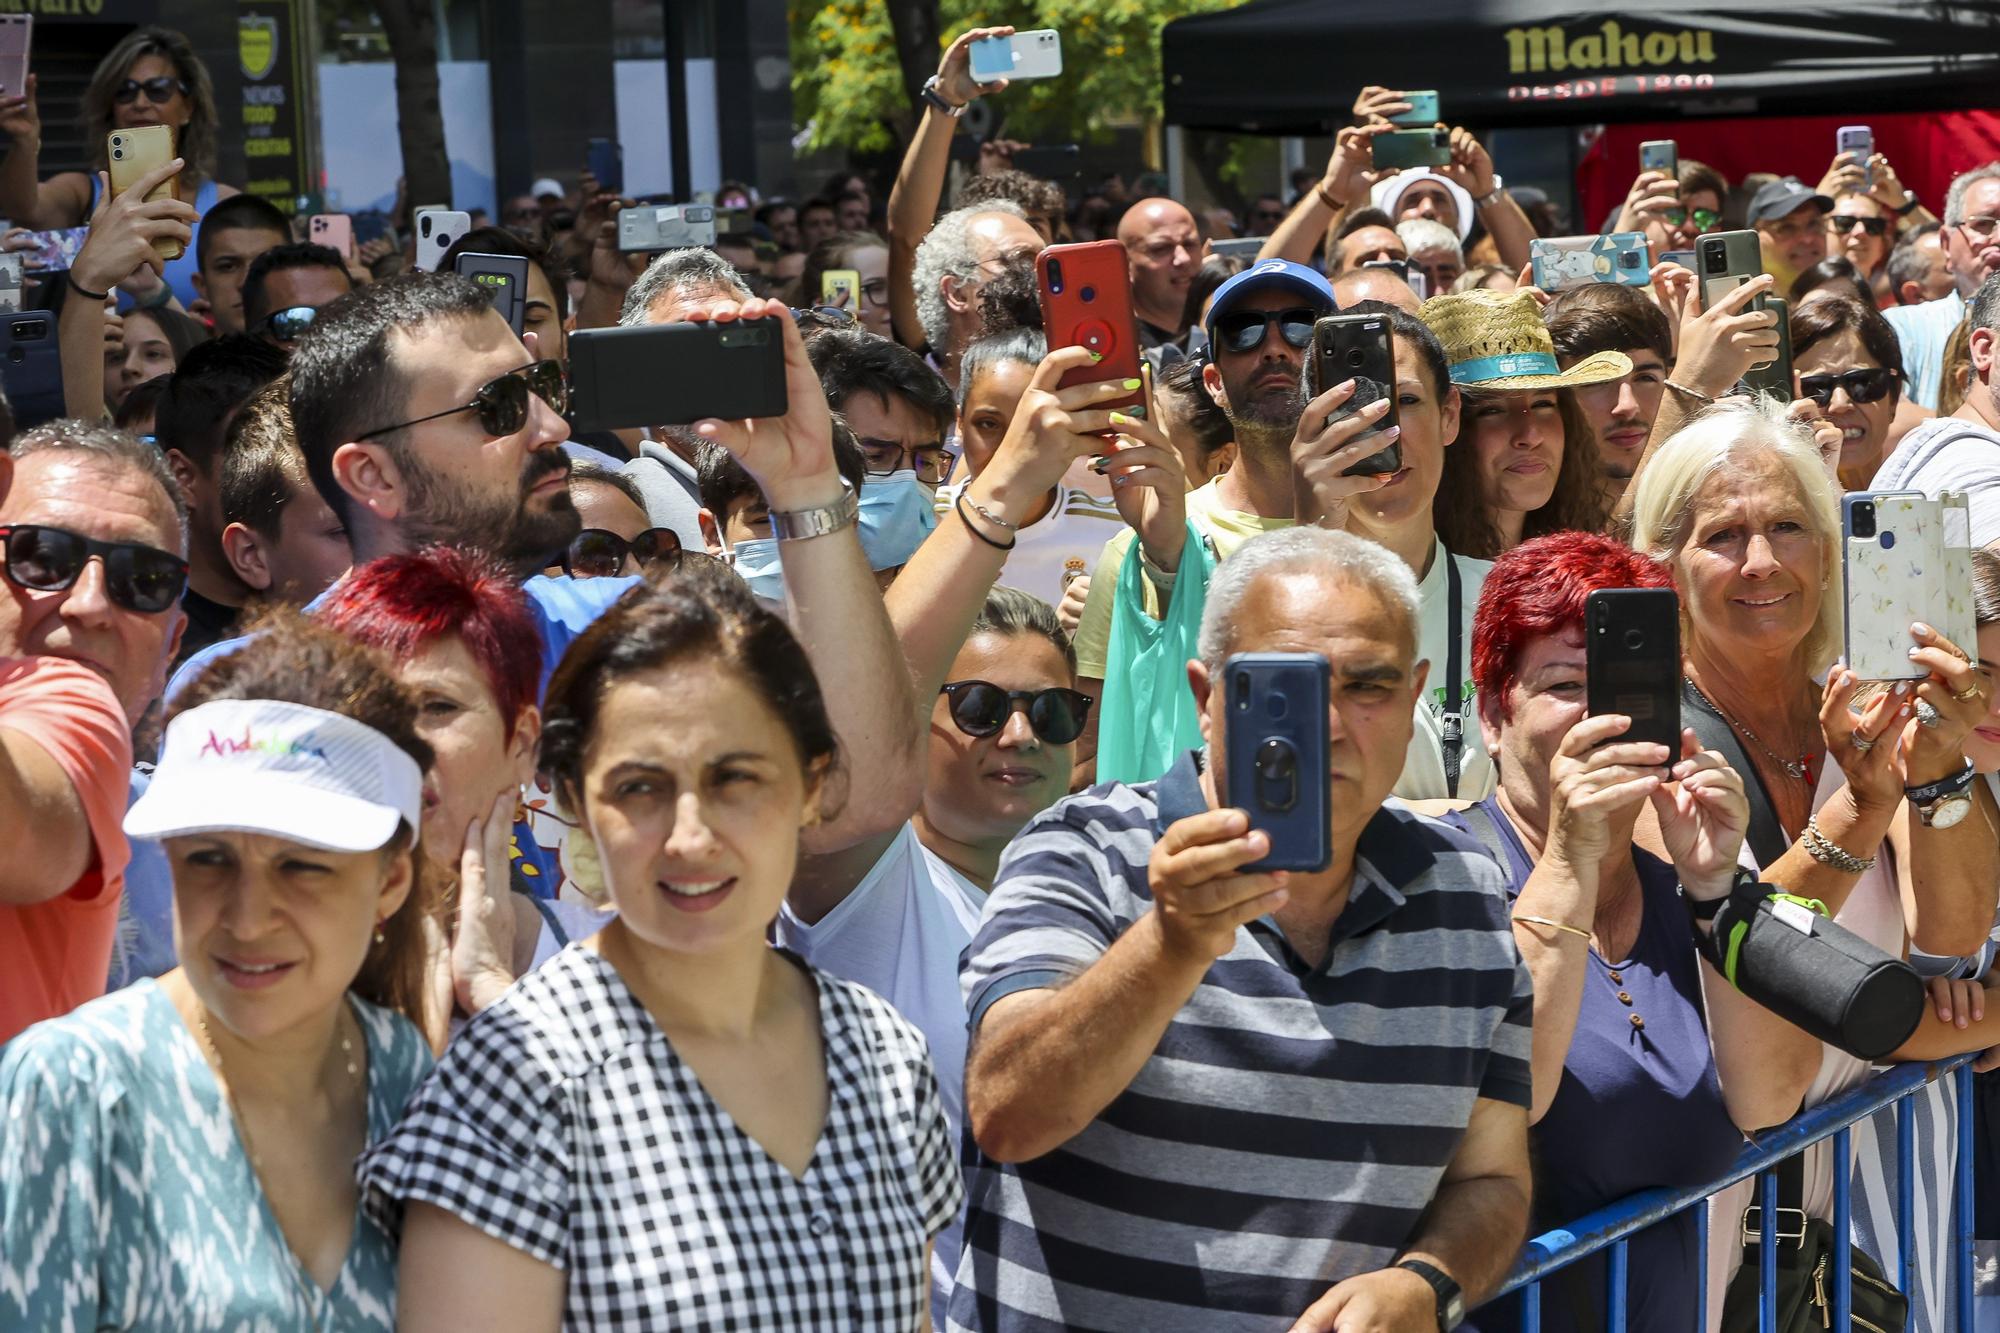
[1450,798,1744,1333]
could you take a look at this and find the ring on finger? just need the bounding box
[1953,681,1983,703]
[1851,734,1876,753]
[1915,698,1944,728]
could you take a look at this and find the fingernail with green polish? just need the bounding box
[1122,378,1143,390]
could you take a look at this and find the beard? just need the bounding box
[394,443,580,577]
[1218,361,1306,454]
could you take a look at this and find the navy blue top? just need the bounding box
[1450,797,1743,1333]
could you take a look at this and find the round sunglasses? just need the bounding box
[1799,366,1899,408]
[113,76,188,106]
[1664,206,1721,232]
[938,680,1092,746]
[1211,307,1318,356]
[0,523,187,613]
[358,360,568,441]
[561,527,714,578]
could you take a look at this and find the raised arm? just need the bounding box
[886,27,1011,349]
[59,163,194,421]
[1441,127,1533,274]
[1257,126,1382,267]
[0,77,88,231]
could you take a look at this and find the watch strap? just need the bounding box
[1894,195,1921,216]
[768,482,859,542]
[920,75,966,118]
[1395,1258,1463,1330]
[1906,760,1975,804]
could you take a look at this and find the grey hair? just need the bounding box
[1197,528,1421,675]
[1944,162,2000,227]
[955,327,1046,412]
[619,247,752,326]
[1886,222,1942,297]
[968,585,1075,675]
[7,419,189,552]
[1396,217,1462,263]
[1970,268,2000,338]
[912,199,1028,355]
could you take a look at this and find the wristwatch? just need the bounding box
[1894,194,1921,217]
[1907,760,1976,828]
[1396,1259,1464,1331]
[768,480,858,542]
[920,75,966,118]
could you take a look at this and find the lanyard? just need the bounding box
[1442,552,1464,799]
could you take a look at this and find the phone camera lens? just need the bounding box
[1347,349,1366,368]
[1079,285,1096,303]
[1624,629,1646,650]
[1046,259,1063,294]
[1704,249,1724,274]
[1851,502,1876,539]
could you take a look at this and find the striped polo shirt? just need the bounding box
[948,749,1533,1333]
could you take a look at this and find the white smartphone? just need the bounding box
[413,208,471,272]
[1837,125,1875,192]
[1842,490,1974,680]
[969,30,1063,83]
[0,253,21,314]
[0,15,30,100]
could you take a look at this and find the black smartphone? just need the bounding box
[453,252,530,337]
[1744,295,1794,403]
[586,137,622,196]
[1695,229,1763,311]
[0,311,63,430]
[1585,588,1681,755]
[567,320,788,430]
[1222,653,1332,874]
[1311,314,1402,477]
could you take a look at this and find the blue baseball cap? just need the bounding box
[1204,258,1337,348]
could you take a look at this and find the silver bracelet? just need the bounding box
[1802,815,1876,874]
[1665,380,1715,406]
[962,493,1018,531]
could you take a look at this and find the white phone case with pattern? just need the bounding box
[1842,490,1974,680]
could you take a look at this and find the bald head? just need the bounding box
[1332,267,1422,315]
[1119,197,1205,335]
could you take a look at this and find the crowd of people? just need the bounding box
[3,18,2000,1333]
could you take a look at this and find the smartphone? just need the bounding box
[1036,239,1144,421]
[968,29,1063,83]
[454,252,529,336]
[820,268,860,311]
[568,320,788,431]
[107,126,180,261]
[0,311,64,430]
[413,209,470,272]
[1386,90,1439,128]
[586,136,623,196]
[0,15,30,99]
[1639,138,1678,179]
[352,210,395,248]
[1222,653,1332,874]
[1010,143,1082,188]
[1659,248,1697,271]
[1373,127,1452,171]
[618,203,716,253]
[1311,314,1401,477]
[1208,237,1264,261]
[1837,125,1874,192]
[1530,233,1652,292]
[1842,491,1976,680]
[308,213,354,261]
[1696,229,1763,311]
[1362,257,1426,298]
[1744,295,1793,400]
[0,253,21,314]
[1586,588,1681,755]
[17,225,88,272]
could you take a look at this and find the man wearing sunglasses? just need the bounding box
[1746,176,1833,298]
[955,526,1533,1333]
[1872,270,2000,548]
[0,421,192,1042]
[241,241,353,352]
[1886,162,2000,409]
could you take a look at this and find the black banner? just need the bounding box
[238,0,311,213]
[1164,0,2000,132]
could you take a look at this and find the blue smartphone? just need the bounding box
[1221,653,1332,873]
[1387,89,1439,127]
[0,312,63,430]
[587,137,623,197]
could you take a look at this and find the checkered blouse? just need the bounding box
[358,945,960,1330]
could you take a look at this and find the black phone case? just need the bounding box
[1222,653,1332,874]
[453,253,529,337]
[1586,588,1681,755]
[1744,295,1794,403]
[0,312,64,431]
[567,321,788,431]
[1312,315,1402,477]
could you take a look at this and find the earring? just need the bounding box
[373,920,386,946]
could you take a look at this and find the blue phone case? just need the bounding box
[1222,653,1332,874]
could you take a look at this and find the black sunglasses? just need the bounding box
[358,360,568,441]
[1826,214,1890,237]
[938,680,1092,745]
[0,523,187,614]
[1211,306,1318,355]
[1800,366,1899,407]
[113,76,188,106]
[560,527,702,578]
[263,305,317,343]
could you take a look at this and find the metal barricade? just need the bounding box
[1482,1054,1980,1332]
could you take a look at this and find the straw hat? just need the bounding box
[1421,288,1632,391]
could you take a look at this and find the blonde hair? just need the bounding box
[1628,397,1842,674]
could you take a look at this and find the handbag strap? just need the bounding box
[1682,679,1791,868]
[1442,552,1465,799]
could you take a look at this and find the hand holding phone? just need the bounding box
[1222,653,1332,873]
[1037,240,1144,420]
[454,252,530,336]
[1386,90,1439,128]
[821,268,861,310]
[1639,139,1679,178]
[106,126,183,261]
[969,29,1062,83]
[1373,127,1451,171]
[1309,314,1401,477]
[1836,126,1874,193]
[309,213,355,261]
[1586,588,1681,754]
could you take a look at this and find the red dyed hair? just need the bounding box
[317,546,540,731]
[1471,531,1675,726]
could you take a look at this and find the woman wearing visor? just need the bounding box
[0,613,436,1331]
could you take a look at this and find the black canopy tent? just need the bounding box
[1162,0,2000,134]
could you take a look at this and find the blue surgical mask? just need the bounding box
[857,470,938,572]
[722,536,786,603]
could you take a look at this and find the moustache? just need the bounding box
[521,449,571,495]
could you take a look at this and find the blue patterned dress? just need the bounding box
[0,979,432,1331]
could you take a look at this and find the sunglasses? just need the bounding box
[1211,306,1318,355]
[1799,366,1899,407]
[113,76,188,106]
[1664,207,1721,231]
[263,305,317,343]
[1826,215,1890,237]
[0,523,187,614]
[358,360,568,441]
[560,527,706,578]
[938,680,1092,746]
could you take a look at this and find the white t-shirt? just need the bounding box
[1870,416,2000,548]
[1395,541,1496,803]
[937,480,1126,609]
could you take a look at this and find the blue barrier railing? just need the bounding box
[1483,1053,1980,1332]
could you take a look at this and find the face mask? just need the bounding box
[722,536,785,603]
[857,471,938,572]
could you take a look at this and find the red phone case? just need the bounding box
[1035,240,1145,423]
